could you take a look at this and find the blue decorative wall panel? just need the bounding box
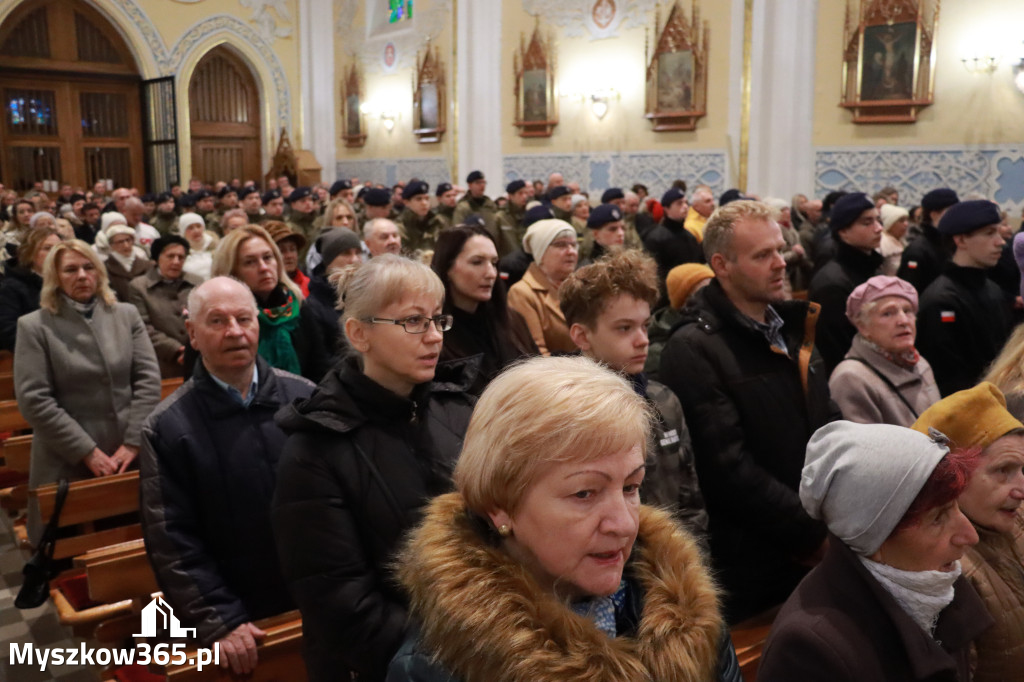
[335,158,451,186]
[503,150,728,198]
[815,145,1024,211]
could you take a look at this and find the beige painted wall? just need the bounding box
[500,1,734,155]
[334,0,454,163]
[814,0,1024,147]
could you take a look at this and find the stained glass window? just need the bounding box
[388,0,412,24]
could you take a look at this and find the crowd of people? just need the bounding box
[2,168,1022,682]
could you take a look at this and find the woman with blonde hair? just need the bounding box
[0,227,63,351]
[983,323,1024,420]
[15,240,161,542]
[305,198,359,272]
[387,355,739,682]
[273,254,476,681]
[211,224,329,381]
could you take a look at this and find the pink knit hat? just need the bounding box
[845,275,918,323]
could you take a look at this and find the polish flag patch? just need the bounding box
[940,311,956,323]
[907,261,918,269]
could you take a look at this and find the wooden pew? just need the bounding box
[0,350,12,373]
[730,606,780,682]
[0,372,14,401]
[165,611,306,681]
[0,399,29,432]
[162,377,185,400]
[3,433,32,473]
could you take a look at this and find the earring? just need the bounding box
[498,524,511,537]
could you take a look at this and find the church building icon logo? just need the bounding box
[133,596,197,638]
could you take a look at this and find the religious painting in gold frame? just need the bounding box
[413,43,445,144]
[513,20,557,138]
[840,0,940,123]
[341,63,366,148]
[644,0,708,132]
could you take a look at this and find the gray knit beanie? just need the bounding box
[800,421,949,556]
[317,227,363,267]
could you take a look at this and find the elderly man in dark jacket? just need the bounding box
[661,200,839,625]
[808,192,884,374]
[140,276,315,676]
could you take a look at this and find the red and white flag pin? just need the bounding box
[940,311,956,323]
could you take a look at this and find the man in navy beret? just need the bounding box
[152,192,180,236]
[363,187,392,221]
[239,186,265,225]
[454,170,499,243]
[262,189,285,220]
[897,187,960,292]
[495,179,532,257]
[808,192,884,373]
[398,180,445,255]
[642,187,704,300]
[329,179,354,203]
[285,186,318,248]
[434,182,458,230]
[917,199,1011,396]
[580,204,626,265]
[547,185,574,223]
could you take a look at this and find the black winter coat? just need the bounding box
[0,264,42,351]
[660,281,837,623]
[897,223,949,293]
[758,537,993,682]
[304,269,347,364]
[917,263,1013,397]
[808,240,883,374]
[139,357,315,645]
[641,216,704,285]
[271,357,477,682]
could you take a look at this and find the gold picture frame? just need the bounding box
[840,0,941,123]
[513,18,558,138]
[644,0,708,132]
[341,63,366,148]
[413,42,446,144]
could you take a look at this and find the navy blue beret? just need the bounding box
[192,189,212,200]
[466,170,485,184]
[238,186,259,200]
[329,179,353,195]
[261,189,281,204]
[829,192,875,234]
[141,193,156,203]
[719,189,748,206]
[936,199,1001,236]
[661,187,687,208]
[601,187,624,203]
[921,188,959,214]
[435,182,453,197]
[522,204,554,228]
[287,186,312,203]
[587,203,623,229]
[506,179,527,195]
[217,186,237,199]
[364,187,392,207]
[156,192,174,204]
[549,186,571,200]
[402,180,430,201]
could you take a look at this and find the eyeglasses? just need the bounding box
[365,314,453,334]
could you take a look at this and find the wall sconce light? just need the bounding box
[961,55,999,74]
[589,89,619,120]
[380,111,397,132]
[360,102,400,132]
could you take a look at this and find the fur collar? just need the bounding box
[398,492,723,682]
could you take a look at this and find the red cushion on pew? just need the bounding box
[54,572,100,611]
[0,469,27,487]
[113,664,165,682]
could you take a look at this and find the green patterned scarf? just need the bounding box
[257,290,302,374]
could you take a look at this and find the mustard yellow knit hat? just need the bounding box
[666,263,714,310]
[911,382,1024,450]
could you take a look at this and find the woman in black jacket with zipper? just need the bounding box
[271,254,476,682]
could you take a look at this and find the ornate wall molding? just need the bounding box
[503,150,727,197]
[522,0,656,40]
[815,145,1024,211]
[336,157,450,187]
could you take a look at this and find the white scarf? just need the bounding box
[108,249,136,272]
[860,557,960,635]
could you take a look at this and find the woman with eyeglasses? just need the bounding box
[272,253,476,682]
[507,219,579,355]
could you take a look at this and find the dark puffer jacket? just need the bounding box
[660,280,838,623]
[0,264,42,351]
[271,356,477,682]
[139,357,315,645]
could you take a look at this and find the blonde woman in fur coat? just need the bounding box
[386,356,740,682]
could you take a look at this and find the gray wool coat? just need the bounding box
[128,269,202,378]
[14,299,161,541]
[828,334,940,427]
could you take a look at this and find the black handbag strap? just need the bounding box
[846,357,919,419]
[37,477,70,557]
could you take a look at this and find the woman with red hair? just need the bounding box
[758,421,991,682]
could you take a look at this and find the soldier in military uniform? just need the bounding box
[151,192,179,236]
[192,189,219,235]
[329,179,355,205]
[262,190,285,221]
[240,186,265,224]
[398,180,446,257]
[547,185,574,223]
[362,187,393,223]
[495,179,531,258]
[600,187,642,250]
[453,170,499,244]
[434,182,458,230]
[285,187,318,256]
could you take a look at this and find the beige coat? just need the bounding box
[507,262,575,356]
[128,268,202,378]
[961,511,1024,682]
[829,334,940,426]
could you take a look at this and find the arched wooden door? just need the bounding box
[188,46,262,184]
[0,0,144,191]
